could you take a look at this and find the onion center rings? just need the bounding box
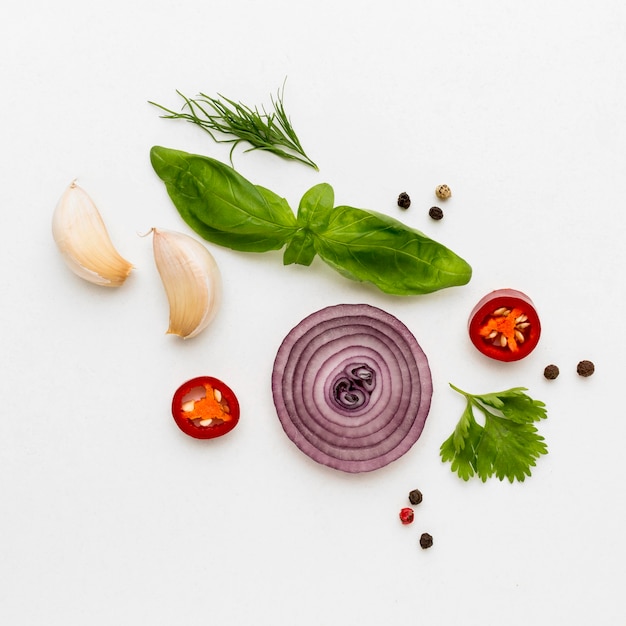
[271,304,433,473]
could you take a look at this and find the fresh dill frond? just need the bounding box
[149,82,318,170]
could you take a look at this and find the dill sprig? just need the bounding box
[149,83,318,170]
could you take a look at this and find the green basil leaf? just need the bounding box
[254,185,294,221]
[295,183,334,230]
[283,230,317,266]
[312,205,472,295]
[283,183,334,266]
[150,146,297,252]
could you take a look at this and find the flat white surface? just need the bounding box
[1,1,624,624]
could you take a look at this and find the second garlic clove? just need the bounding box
[151,228,222,339]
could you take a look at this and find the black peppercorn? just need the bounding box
[429,206,444,220]
[543,364,560,380]
[419,533,433,549]
[397,192,411,209]
[408,489,423,505]
[577,360,595,377]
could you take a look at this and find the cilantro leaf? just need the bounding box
[440,404,483,480]
[475,387,547,424]
[441,384,549,483]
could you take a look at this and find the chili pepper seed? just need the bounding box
[399,508,415,524]
[484,308,530,349]
[397,192,411,209]
[419,533,434,549]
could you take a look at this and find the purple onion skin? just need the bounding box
[271,304,433,473]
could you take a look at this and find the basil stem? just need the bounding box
[150,146,472,295]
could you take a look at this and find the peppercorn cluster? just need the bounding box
[394,185,451,221]
[398,488,432,550]
[543,360,595,379]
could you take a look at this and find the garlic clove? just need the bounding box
[151,228,222,339]
[52,181,133,287]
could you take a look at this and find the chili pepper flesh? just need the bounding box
[478,306,530,353]
[181,382,232,427]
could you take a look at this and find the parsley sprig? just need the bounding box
[149,83,318,170]
[441,384,548,483]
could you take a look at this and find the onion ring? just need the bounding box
[271,304,433,473]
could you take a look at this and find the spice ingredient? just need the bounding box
[543,364,560,380]
[397,192,411,209]
[399,508,415,524]
[440,384,548,482]
[419,533,434,549]
[171,376,240,439]
[150,146,472,296]
[577,360,595,377]
[408,489,423,505]
[435,185,451,200]
[429,206,444,220]
[468,289,541,362]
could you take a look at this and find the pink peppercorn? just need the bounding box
[399,508,414,524]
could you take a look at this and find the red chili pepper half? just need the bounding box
[468,289,541,362]
[171,376,240,439]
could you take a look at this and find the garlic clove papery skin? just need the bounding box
[52,181,133,287]
[151,228,222,339]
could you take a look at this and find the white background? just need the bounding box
[1,1,624,624]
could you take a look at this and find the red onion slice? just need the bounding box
[271,304,433,473]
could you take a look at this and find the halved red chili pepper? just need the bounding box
[468,289,541,362]
[171,376,240,439]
